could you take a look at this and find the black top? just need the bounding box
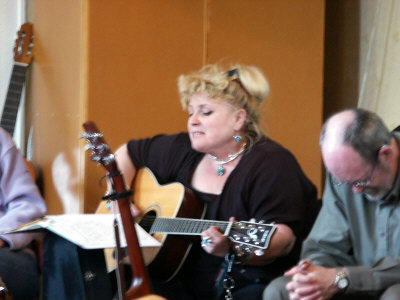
[127,133,318,297]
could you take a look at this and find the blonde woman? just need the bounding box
[115,64,318,299]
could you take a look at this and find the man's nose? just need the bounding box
[352,185,366,194]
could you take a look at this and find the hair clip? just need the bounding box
[227,69,239,78]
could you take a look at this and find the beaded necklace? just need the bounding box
[207,144,246,176]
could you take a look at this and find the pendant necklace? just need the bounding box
[208,144,246,176]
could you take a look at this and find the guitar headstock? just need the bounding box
[80,121,118,174]
[229,221,276,250]
[14,23,34,65]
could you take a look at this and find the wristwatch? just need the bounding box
[333,268,349,291]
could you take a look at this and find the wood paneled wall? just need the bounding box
[31,0,324,213]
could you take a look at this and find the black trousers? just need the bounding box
[42,232,113,300]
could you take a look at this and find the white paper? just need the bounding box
[4,214,161,250]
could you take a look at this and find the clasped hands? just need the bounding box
[285,260,340,300]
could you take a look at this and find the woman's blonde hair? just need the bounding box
[178,64,270,149]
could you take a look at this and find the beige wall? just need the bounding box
[31,0,324,213]
[31,0,85,213]
[324,0,360,118]
[357,0,400,130]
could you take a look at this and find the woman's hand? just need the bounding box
[130,203,141,218]
[201,226,230,257]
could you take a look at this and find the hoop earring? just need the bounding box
[233,136,242,143]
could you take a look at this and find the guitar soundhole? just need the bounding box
[139,210,157,234]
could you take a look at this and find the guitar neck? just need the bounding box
[82,121,152,298]
[149,217,231,236]
[143,216,276,249]
[1,64,28,136]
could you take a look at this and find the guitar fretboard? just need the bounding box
[1,64,28,136]
[149,217,230,235]
[140,215,276,249]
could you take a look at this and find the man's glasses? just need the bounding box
[333,144,386,188]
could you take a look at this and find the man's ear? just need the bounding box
[233,108,247,131]
[380,143,393,163]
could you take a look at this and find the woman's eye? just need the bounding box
[202,111,213,116]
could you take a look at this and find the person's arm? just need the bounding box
[114,143,141,216]
[301,175,356,267]
[115,143,137,188]
[285,261,340,300]
[344,257,400,294]
[0,131,46,249]
[285,257,400,299]
[250,223,295,264]
[242,147,313,266]
[201,221,295,266]
[238,222,295,266]
[113,134,195,218]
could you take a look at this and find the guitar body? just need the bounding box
[98,168,206,282]
[135,168,205,282]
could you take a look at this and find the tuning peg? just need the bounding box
[84,144,95,151]
[27,42,33,56]
[90,155,102,164]
[102,154,115,165]
[84,143,109,153]
[79,132,90,139]
[89,153,114,165]
[96,144,109,153]
[232,234,241,241]
[79,132,103,141]
[254,249,264,256]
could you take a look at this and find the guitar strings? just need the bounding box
[138,215,230,234]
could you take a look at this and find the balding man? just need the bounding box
[263,108,400,300]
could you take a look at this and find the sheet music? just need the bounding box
[4,214,161,250]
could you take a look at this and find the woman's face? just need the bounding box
[187,93,245,155]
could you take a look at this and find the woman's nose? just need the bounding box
[189,113,199,124]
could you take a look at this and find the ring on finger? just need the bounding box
[201,237,212,246]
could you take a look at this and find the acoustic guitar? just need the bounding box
[82,125,277,283]
[1,23,35,180]
[98,167,277,282]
